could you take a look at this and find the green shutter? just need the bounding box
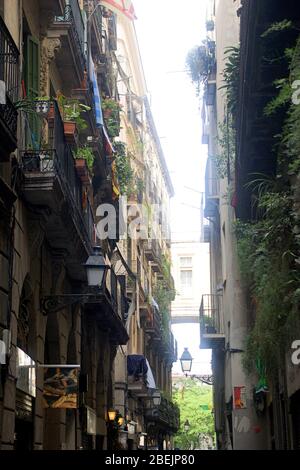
[26,36,39,98]
[25,36,40,148]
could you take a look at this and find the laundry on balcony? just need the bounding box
[127,355,156,389]
[89,55,103,128]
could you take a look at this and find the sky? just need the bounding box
[134,0,212,375]
[134,0,208,242]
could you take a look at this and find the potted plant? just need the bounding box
[202,315,216,334]
[74,145,94,184]
[56,93,91,144]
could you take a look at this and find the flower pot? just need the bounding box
[64,121,78,145]
[103,108,113,119]
[75,158,91,185]
[205,325,217,334]
[47,103,55,128]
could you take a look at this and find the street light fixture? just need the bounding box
[108,409,117,422]
[180,348,193,374]
[84,246,109,287]
[179,348,213,386]
[151,389,161,407]
[41,246,110,315]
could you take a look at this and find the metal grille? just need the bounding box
[0,15,19,138]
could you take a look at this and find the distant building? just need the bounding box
[171,242,210,325]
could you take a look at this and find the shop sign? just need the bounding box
[42,365,80,408]
[234,386,247,409]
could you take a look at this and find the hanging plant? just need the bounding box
[185,40,216,96]
[102,97,122,139]
[114,141,134,195]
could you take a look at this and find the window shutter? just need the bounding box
[25,36,40,148]
[26,36,39,99]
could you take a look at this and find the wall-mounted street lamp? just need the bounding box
[179,348,213,386]
[108,409,117,422]
[41,246,110,315]
[151,389,161,407]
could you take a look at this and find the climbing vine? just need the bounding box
[235,24,300,378]
[153,272,176,345]
[114,141,134,195]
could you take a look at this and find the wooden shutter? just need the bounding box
[25,36,39,99]
[25,36,40,148]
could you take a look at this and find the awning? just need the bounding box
[100,0,137,21]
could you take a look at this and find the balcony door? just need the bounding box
[23,31,40,148]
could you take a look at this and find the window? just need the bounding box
[180,257,192,268]
[180,269,192,297]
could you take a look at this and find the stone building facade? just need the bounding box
[0,0,177,450]
[201,0,300,450]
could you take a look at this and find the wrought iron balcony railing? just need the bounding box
[21,101,94,250]
[199,294,225,349]
[204,157,219,218]
[146,397,180,431]
[0,15,19,153]
[54,0,86,72]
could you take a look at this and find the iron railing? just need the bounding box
[0,15,19,140]
[54,0,86,72]
[145,304,162,338]
[200,294,224,335]
[21,101,94,249]
[146,397,180,431]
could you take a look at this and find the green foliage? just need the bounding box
[186,41,215,96]
[214,116,236,180]
[153,280,175,344]
[173,378,215,449]
[102,97,122,138]
[74,146,94,171]
[234,181,300,376]
[237,27,300,378]
[279,35,300,174]
[264,78,291,116]
[220,46,240,115]
[114,141,134,195]
[57,94,91,132]
[261,20,293,38]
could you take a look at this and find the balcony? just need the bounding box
[145,397,180,432]
[204,157,219,218]
[0,16,19,160]
[21,101,94,280]
[144,303,162,340]
[85,269,129,345]
[127,355,153,398]
[50,0,86,89]
[71,79,98,136]
[199,295,225,349]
